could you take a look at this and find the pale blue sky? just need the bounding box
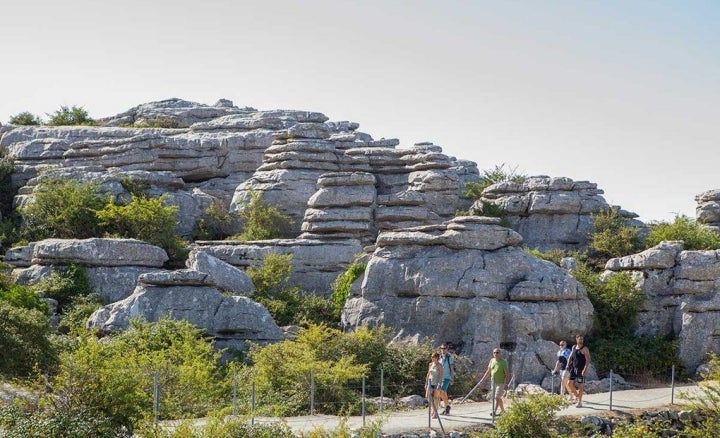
[1,1,718,222]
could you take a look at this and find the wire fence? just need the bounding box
[149,364,691,427]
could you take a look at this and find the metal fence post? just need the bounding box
[551,373,555,394]
[671,364,675,405]
[362,376,366,426]
[380,368,384,413]
[609,370,613,411]
[251,381,256,425]
[310,369,315,415]
[153,372,160,424]
[491,380,496,423]
[233,369,238,416]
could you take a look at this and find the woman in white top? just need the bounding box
[426,352,444,418]
[552,340,572,397]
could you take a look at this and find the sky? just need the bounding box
[1,0,718,223]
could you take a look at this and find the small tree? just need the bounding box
[20,179,107,241]
[233,191,293,240]
[330,262,366,319]
[9,111,42,126]
[46,105,96,126]
[645,215,720,250]
[462,163,526,200]
[589,207,642,259]
[0,300,57,378]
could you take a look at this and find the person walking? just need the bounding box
[438,343,455,415]
[566,334,591,407]
[476,348,511,416]
[426,352,444,418]
[552,340,572,397]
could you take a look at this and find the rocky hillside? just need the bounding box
[2,98,719,380]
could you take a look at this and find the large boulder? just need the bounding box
[342,216,594,384]
[87,269,284,351]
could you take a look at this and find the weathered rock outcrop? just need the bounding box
[475,176,641,251]
[604,241,720,373]
[7,238,168,303]
[87,269,283,351]
[342,216,594,384]
[696,189,720,232]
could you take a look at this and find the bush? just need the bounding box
[233,191,293,240]
[590,334,679,378]
[0,274,48,313]
[646,215,720,250]
[462,163,526,200]
[491,393,570,438]
[134,417,296,438]
[51,318,226,430]
[20,178,107,241]
[195,200,236,240]
[32,264,93,313]
[590,207,643,259]
[0,401,122,438]
[0,300,57,377]
[8,111,42,126]
[96,194,188,263]
[0,156,18,217]
[46,105,96,126]
[330,262,365,319]
[248,324,368,416]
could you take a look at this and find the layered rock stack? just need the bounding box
[342,215,594,383]
[695,189,720,232]
[604,241,720,373]
[475,175,640,251]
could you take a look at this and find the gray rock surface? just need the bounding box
[475,175,641,251]
[86,268,284,350]
[604,241,720,372]
[342,216,594,384]
[695,189,720,232]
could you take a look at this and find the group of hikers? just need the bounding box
[426,334,591,418]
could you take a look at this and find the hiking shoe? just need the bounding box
[444,405,451,415]
[576,401,583,408]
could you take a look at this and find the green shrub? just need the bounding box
[135,417,296,438]
[58,293,104,335]
[473,201,510,226]
[0,274,48,313]
[32,264,93,313]
[573,265,643,338]
[0,300,57,377]
[0,156,18,217]
[119,177,150,197]
[195,200,236,240]
[524,248,573,266]
[590,334,678,378]
[0,400,121,438]
[133,117,181,129]
[52,318,226,430]
[590,207,643,259]
[248,324,368,416]
[646,215,720,250]
[381,340,436,397]
[8,111,42,126]
[330,262,365,319]
[492,393,570,438]
[46,105,96,126]
[462,163,526,200]
[247,252,293,298]
[96,194,188,263]
[233,191,293,240]
[20,178,107,241]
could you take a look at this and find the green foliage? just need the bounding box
[96,194,188,262]
[195,200,236,240]
[330,262,366,319]
[133,117,181,129]
[20,178,107,240]
[0,156,18,217]
[45,105,96,126]
[681,353,720,434]
[135,417,296,438]
[589,334,679,378]
[573,266,643,338]
[8,111,42,126]
[590,207,642,259]
[119,177,150,197]
[524,248,572,266]
[0,400,122,438]
[0,273,48,313]
[462,163,526,200]
[473,201,510,226]
[381,340,436,397]
[249,324,369,416]
[646,215,720,250]
[57,293,104,335]
[52,318,226,430]
[33,264,93,313]
[247,252,293,297]
[491,393,570,438]
[0,300,57,377]
[233,191,293,241]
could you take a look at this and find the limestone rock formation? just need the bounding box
[342,216,594,384]
[8,238,168,303]
[604,241,720,373]
[87,269,284,351]
[696,189,720,232]
[475,176,641,251]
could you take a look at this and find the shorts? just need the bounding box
[560,370,569,379]
[491,382,506,399]
[440,378,451,391]
[569,370,584,385]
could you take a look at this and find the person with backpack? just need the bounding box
[438,343,455,415]
[551,340,571,397]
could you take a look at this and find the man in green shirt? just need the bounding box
[477,348,511,416]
